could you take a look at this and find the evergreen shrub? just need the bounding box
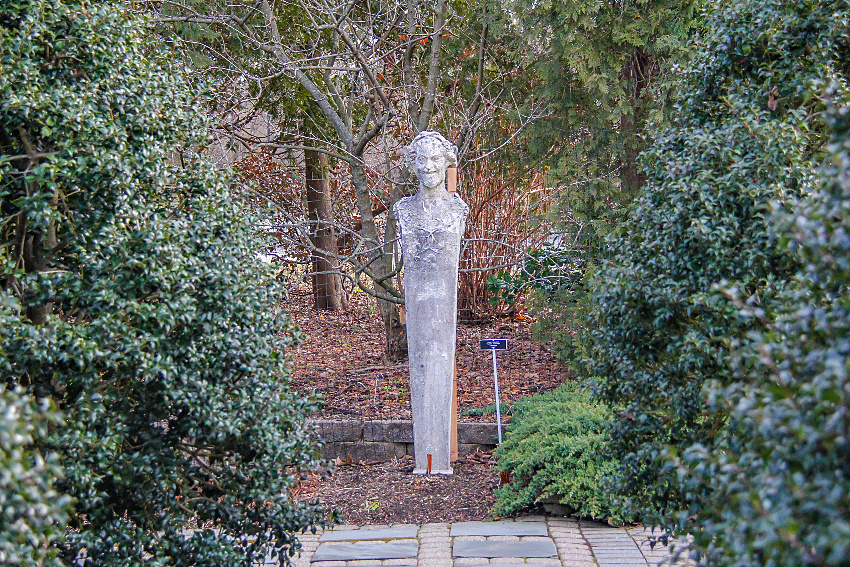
[492,382,626,523]
[683,90,850,567]
[0,388,71,567]
[586,0,850,533]
[1,1,327,564]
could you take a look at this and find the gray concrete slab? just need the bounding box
[453,539,558,558]
[310,540,418,562]
[319,526,419,541]
[451,521,548,537]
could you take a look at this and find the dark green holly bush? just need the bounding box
[0,388,71,567]
[492,382,626,523]
[586,0,850,535]
[681,90,850,567]
[1,1,327,565]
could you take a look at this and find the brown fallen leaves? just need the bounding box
[286,288,567,422]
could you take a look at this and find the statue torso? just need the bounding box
[393,193,469,272]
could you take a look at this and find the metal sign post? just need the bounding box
[479,339,509,444]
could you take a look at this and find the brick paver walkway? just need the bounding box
[273,517,693,567]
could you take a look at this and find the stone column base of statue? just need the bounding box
[394,131,468,476]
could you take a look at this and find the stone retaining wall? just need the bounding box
[311,419,499,462]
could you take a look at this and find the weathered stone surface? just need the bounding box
[363,420,414,443]
[314,419,363,442]
[319,527,419,542]
[457,423,499,445]
[450,521,548,537]
[311,540,419,562]
[452,540,557,558]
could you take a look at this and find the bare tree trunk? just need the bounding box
[620,50,653,197]
[380,209,406,361]
[305,149,348,311]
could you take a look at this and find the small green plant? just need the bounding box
[487,243,586,306]
[491,382,627,523]
[460,403,516,417]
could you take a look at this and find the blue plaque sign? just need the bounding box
[479,338,509,350]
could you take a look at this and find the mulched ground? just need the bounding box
[297,451,505,525]
[285,286,566,524]
[286,288,567,422]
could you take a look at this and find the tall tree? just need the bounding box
[509,0,701,233]
[305,148,348,310]
[1,1,326,564]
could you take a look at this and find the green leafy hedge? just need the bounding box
[586,0,850,532]
[1,1,328,564]
[0,388,71,567]
[492,383,626,523]
[683,90,850,567]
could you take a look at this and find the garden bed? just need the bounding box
[286,288,566,422]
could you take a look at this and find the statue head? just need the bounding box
[403,131,458,195]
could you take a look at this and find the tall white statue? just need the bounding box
[393,131,469,475]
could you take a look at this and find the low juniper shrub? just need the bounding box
[491,382,628,523]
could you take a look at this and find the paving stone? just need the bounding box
[455,535,487,542]
[320,527,419,542]
[487,535,522,542]
[346,561,383,566]
[453,540,558,558]
[556,545,593,554]
[553,538,586,546]
[559,562,597,567]
[310,562,347,567]
[557,551,594,560]
[524,558,562,565]
[311,541,418,562]
[416,550,451,558]
[453,559,489,566]
[520,537,553,544]
[379,561,415,566]
[419,536,451,543]
[551,535,586,543]
[415,559,452,567]
[451,521,549,537]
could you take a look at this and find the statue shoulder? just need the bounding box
[393,195,416,215]
[452,193,470,216]
[393,195,417,228]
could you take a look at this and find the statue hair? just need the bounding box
[402,131,458,169]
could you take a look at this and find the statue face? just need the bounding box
[414,138,449,191]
